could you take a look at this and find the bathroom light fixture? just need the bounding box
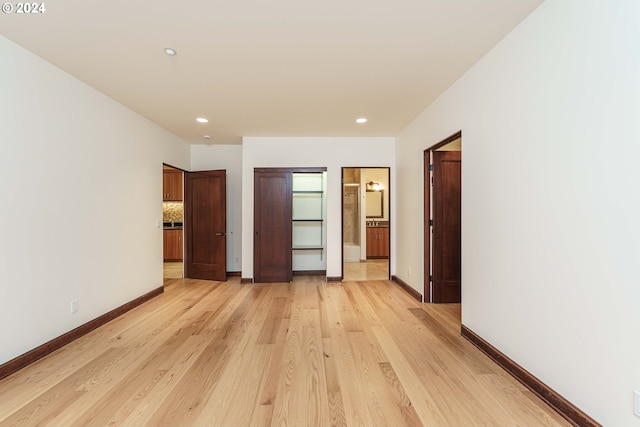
[356,117,367,124]
[164,48,177,56]
[196,117,208,123]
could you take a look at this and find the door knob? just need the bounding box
[215,232,226,236]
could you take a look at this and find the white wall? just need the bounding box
[190,144,243,272]
[242,137,395,279]
[0,36,189,365]
[395,0,640,425]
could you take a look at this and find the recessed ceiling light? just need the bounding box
[196,117,208,123]
[356,117,367,124]
[164,48,177,56]
[203,135,211,140]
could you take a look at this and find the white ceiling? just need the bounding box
[0,0,543,144]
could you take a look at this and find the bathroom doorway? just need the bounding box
[341,167,390,281]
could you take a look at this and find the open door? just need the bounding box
[431,151,461,302]
[185,170,226,281]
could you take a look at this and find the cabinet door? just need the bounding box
[171,172,183,200]
[173,230,183,260]
[163,230,173,260]
[163,230,171,259]
[366,227,376,258]
[163,171,173,201]
[366,227,389,259]
[163,170,183,201]
[164,229,183,261]
[379,227,389,258]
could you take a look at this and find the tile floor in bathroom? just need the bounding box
[343,259,389,281]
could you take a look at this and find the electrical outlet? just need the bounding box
[70,300,79,315]
[634,390,640,417]
[408,267,412,276]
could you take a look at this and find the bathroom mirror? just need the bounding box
[366,190,383,218]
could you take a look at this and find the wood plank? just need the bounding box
[256,297,287,345]
[196,284,276,426]
[69,335,209,426]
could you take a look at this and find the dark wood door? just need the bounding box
[432,151,462,303]
[185,170,226,281]
[254,170,292,283]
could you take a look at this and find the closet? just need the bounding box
[254,168,327,283]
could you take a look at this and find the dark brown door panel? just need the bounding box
[185,170,227,281]
[254,170,292,283]
[432,151,461,303]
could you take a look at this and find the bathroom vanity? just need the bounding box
[366,224,389,259]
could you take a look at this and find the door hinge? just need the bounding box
[429,219,433,226]
[429,275,433,282]
[429,164,434,171]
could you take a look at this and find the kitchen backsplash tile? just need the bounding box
[163,202,184,222]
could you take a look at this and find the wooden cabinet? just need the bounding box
[366,227,389,259]
[163,169,183,201]
[163,229,183,261]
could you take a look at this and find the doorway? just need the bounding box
[342,167,390,281]
[424,132,462,303]
[162,164,184,280]
[163,166,228,282]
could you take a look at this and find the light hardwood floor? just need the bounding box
[0,277,570,426]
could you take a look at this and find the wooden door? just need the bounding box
[185,170,226,281]
[254,170,292,283]
[432,151,462,303]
